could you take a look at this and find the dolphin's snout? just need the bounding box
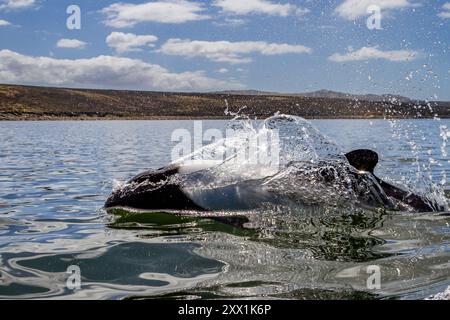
[105,187,129,209]
[105,192,120,208]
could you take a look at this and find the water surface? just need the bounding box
[0,119,449,299]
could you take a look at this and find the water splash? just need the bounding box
[384,116,448,211]
[112,115,448,214]
[112,179,125,193]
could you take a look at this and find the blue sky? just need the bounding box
[0,0,449,100]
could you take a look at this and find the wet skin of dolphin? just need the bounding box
[105,150,444,213]
[344,150,442,212]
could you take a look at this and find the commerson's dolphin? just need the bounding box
[105,150,445,213]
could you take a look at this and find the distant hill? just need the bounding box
[0,84,449,120]
[214,89,413,103]
[300,90,412,103]
[211,89,279,96]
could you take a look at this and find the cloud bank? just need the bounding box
[101,0,210,28]
[159,39,312,64]
[106,32,158,53]
[56,39,87,49]
[0,50,242,91]
[0,0,35,11]
[0,18,11,25]
[438,3,450,18]
[213,0,309,17]
[335,0,415,20]
[329,46,420,62]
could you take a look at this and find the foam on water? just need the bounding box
[426,285,450,300]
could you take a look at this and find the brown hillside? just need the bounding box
[0,84,449,120]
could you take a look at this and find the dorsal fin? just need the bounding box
[345,149,379,173]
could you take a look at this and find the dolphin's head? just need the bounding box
[105,167,205,211]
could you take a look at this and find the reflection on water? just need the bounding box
[0,120,449,300]
[3,242,223,299]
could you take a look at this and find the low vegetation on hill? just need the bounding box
[0,85,449,120]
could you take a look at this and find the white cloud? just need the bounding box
[329,46,420,62]
[159,38,312,64]
[213,0,309,17]
[335,0,415,20]
[106,32,158,54]
[213,17,247,27]
[438,2,450,18]
[56,39,87,49]
[101,0,210,28]
[0,49,242,91]
[0,18,11,26]
[216,68,229,73]
[0,0,35,10]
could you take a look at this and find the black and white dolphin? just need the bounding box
[105,150,445,213]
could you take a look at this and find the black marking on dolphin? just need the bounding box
[345,150,443,212]
[105,150,445,213]
[105,164,205,211]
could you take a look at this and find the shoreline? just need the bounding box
[1,115,448,121]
